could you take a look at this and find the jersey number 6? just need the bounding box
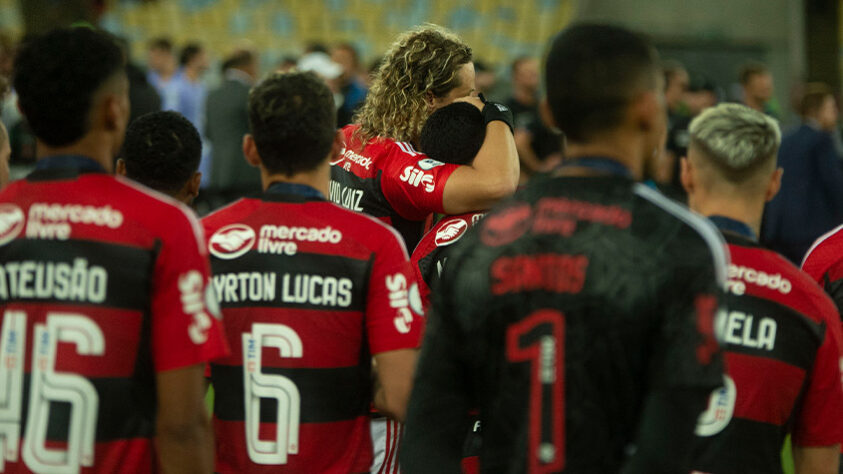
[242,323,302,465]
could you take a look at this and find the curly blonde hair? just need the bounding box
[355,24,472,144]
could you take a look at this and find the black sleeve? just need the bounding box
[400,270,472,474]
[621,388,712,474]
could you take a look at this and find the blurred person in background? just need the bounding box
[0,31,19,131]
[205,49,260,205]
[332,42,368,127]
[655,60,690,189]
[276,54,298,73]
[117,111,201,205]
[0,76,10,188]
[146,37,180,110]
[682,103,843,474]
[740,61,778,118]
[763,82,843,264]
[331,24,518,250]
[505,56,562,183]
[175,42,209,130]
[115,36,161,125]
[473,59,498,97]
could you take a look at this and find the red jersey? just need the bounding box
[802,222,843,315]
[329,124,460,249]
[202,185,425,473]
[0,161,228,474]
[410,212,485,309]
[692,231,843,473]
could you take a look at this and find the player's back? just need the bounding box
[0,166,218,473]
[692,232,843,474]
[204,187,421,473]
[329,124,459,249]
[434,174,726,472]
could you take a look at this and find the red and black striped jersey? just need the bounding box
[329,124,460,249]
[410,212,484,311]
[803,222,843,316]
[692,231,843,474]
[0,160,228,474]
[202,186,425,474]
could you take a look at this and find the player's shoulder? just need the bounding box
[632,183,728,282]
[801,222,843,280]
[200,197,253,231]
[113,176,205,241]
[415,211,485,257]
[731,241,838,325]
[331,202,408,253]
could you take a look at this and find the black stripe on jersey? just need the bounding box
[822,273,843,318]
[722,293,823,370]
[19,375,156,443]
[211,364,371,423]
[693,417,786,474]
[0,238,154,311]
[211,251,371,312]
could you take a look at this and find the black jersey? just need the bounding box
[401,174,728,473]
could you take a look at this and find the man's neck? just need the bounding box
[561,135,647,180]
[36,135,114,173]
[690,195,764,238]
[261,164,330,197]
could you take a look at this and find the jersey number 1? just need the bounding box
[0,310,103,474]
[242,323,302,465]
[506,310,565,473]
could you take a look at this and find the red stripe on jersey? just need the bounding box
[9,302,143,377]
[5,438,155,473]
[214,417,372,473]
[212,307,365,368]
[728,352,806,426]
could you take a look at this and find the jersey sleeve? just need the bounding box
[380,146,459,221]
[151,206,229,372]
[652,231,727,390]
[803,248,843,316]
[365,223,425,354]
[792,301,843,446]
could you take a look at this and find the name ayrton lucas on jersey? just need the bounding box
[213,271,353,307]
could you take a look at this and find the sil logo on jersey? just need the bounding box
[434,218,469,247]
[209,224,256,260]
[0,204,25,246]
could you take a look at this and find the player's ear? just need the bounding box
[424,91,437,110]
[242,134,261,168]
[765,167,783,202]
[679,156,694,194]
[115,158,127,177]
[188,171,201,199]
[329,129,344,160]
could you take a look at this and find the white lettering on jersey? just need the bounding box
[399,166,435,193]
[26,203,123,240]
[728,264,791,294]
[281,274,352,307]
[214,272,277,303]
[386,273,421,334]
[717,310,777,351]
[179,270,212,344]
[336,148,373,169]
[329,180,365,212]
[0,259,107,304]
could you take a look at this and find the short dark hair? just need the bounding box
[13,27,125,147]
[180,43,203,67]
[121,111,201,194]
[248,72,336,176]
[739,62,769,85]
[419,102,484,166]
[222,50,255,72]
[333,42,360,67]
[545,23,658,143]
[148,37,172,52]
[799,82,834,117]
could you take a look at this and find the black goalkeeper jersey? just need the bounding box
[401,173,728,473]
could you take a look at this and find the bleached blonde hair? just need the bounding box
[689,103,781,182]
[355,24,472,144]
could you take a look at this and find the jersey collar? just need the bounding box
[264,181,325,201]
[35,155,106,173]
[708,215,757,241]
[557,156,632,179]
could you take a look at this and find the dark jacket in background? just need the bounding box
[205,70,261,198]
[762,123,843,263]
